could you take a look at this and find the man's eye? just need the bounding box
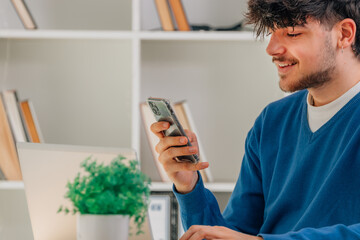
[287,33,301,37]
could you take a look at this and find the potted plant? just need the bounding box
[58,155,151,240]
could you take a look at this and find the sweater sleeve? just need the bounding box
[260,223,360,239]
[173,171,232,230]
[173,125,265,235]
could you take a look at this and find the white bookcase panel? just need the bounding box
[0,38,133,148]
[0,189,33,240]
[140,40,283,182]
[0,0,132,30]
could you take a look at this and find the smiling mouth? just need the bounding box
[278,62,297,68]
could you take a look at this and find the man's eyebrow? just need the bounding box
[288,24,307,30]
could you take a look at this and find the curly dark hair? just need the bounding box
[245,0,360,57]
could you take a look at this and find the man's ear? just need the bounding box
[336,18,356,49]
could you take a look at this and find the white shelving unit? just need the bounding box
[0,0,283,239]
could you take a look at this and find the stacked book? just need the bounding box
[0,90,43,180]
[154,0,191,31]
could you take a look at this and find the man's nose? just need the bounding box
[266,34,286,56]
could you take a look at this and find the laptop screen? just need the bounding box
[16,142,148,240]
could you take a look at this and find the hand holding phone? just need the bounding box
[147,97,200,163]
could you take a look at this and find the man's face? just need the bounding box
[266,19,337,93]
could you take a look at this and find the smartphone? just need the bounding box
[146,97,200,163]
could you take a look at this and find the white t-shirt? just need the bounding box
[307,81,360,132]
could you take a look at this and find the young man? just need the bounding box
[151,1,360,239]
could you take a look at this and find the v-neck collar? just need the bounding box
[301,90,360,143]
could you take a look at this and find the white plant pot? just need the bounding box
[77,214,130,240]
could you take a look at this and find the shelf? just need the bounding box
[139,31,257,41]
[150,182,235,192]
[0,181,24,190]
[0,29,261,41]
[0,181,235,192]
[0,30,134,40]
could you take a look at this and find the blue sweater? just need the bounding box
[174,90,360,239]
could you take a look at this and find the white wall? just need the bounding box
[1,39,133,148]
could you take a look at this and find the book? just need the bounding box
[173,101,213,182]
[0,96,22,180]
[10,0,37,30]
[2,90,28,143]
[19,100,43,143]
[150,191,179,240]
[168,0,190,31]
[140,103,172,182]
[148,194,171,240]
[154,0,175,31]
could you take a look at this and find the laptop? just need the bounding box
[17,142,152,240]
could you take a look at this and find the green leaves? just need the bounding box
[58,155,151,235]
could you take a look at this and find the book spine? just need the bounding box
[20,100,42,143]
[19,101,31,142]
[168,0,190,31]
[170,192,179,240]
[0,96,22,180]
[10,0,37,29]
[2,90,28,143]
[154,0,175,31]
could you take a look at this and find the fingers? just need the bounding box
[169,161,209,173]
[180,225,241,240]
[180,225,214,240]
[159,145,197,164]
[151,124,207,173]
[155,135,189,154]
[160,152,209,173]
[150,121,170,139]
[184,129,198,143]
